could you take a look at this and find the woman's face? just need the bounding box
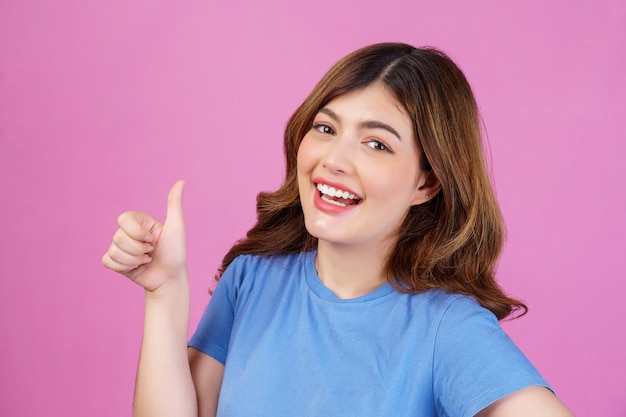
[297,83,431,252]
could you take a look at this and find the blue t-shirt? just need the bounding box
[189,252,550,417]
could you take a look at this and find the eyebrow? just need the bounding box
[318,107,403,141]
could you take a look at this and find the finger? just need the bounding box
[102,252,134,273]
[105,242,152,269]
[112,228,154,256]
[102,251,146,273]
[165,180,186,231]
[117,211,159,242]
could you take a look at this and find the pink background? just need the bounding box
[1,1,624,416]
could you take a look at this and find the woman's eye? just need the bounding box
[313,123,335,135]
[366,140,390,152]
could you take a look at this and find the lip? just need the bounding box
[311,177,362,215]
[312,177,361,199]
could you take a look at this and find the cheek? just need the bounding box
[296,144,305,172]
[365,162,420,201]
[296,135,317,174]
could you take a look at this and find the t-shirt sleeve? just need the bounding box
[432,296,551,417]
[188,257,243,364]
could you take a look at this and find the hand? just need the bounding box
[102,180,187,292]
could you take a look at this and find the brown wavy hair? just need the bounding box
[217,43,526,320]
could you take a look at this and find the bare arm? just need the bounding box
[189,348,225,417]
[134,279,197,417]
[103,181,201,417]
[476,386,574,417]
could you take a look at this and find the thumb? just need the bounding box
[165,179,186,230]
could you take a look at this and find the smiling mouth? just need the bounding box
[316,183,362,207]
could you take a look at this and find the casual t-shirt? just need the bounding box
[189,251,550,417]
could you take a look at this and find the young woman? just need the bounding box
[102,43,573,417]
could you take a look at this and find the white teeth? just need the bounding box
[316,183,359,200]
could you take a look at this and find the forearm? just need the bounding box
[134,276,197,417]
[476,386,574,417]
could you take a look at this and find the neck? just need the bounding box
[315,240,393,299]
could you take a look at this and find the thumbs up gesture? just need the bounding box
[102,180,188,292]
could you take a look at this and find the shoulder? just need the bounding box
[380,290,491,342]
[406,289,499,332]
[413,289,488,324]
[222,252,310,281]
[428,292,551,417]
[430,290,508,358]
[218,251,312,298]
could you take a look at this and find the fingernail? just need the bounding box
[143,256,152,263]
[144,235,153,243]
[146,245,154,252]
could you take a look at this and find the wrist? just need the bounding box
[144,271,190,301]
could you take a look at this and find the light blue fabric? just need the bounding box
[189,252,550,417]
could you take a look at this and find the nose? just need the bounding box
[322,132,356,175]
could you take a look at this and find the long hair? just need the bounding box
[217,43,526,320]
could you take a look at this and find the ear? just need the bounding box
[410,170,441,206]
